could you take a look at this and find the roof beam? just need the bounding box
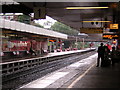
[2,4,33,15]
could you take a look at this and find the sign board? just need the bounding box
[103,33,118,39]
[34,7,46,19]
[49,40,56,42]
[110,24,118,29]
[80,28,103,34]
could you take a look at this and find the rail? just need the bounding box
[1,48,96,77]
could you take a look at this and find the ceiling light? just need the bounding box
[65,7,109,9]
[82,21,111,22]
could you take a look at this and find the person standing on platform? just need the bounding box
[106,43,112,51]
[102,46,111,67]
[111,47,117,66]
[96,43,105,67]
[29,47,37,56]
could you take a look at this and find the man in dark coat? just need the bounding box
[96,43,105,67]
[29,47,37,56]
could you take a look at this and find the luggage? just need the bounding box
[101,58,111,67]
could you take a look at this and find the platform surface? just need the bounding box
[1,48,95,65]
[18,53,120,89]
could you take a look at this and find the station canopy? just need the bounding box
[1,0,120,41]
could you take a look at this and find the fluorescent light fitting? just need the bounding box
[65,7,109,9]
[82,21,111,22]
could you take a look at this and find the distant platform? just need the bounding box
[1,48,96,65]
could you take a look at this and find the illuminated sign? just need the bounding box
[112,40,117,44]
[49,40,56,42]
[80,28,103,34]
[110,24,118,29]
[103,34,118,39]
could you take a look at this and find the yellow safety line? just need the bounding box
[67,63,96,88]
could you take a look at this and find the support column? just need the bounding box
[82,38,84,49]
[75,37,78,48]
[116,2,120,49]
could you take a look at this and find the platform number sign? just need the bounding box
[110,24,119,32]
[110,24,118,29]
[34,7,46,19]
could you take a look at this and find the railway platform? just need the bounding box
[2,48,96,89]
[18,52,120,89]
[67,62,120,89]
[1,48,95,64]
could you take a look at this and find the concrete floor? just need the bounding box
[71,62,120,88]
[19,53,120,89]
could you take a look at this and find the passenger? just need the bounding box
[116,46,120,62]
[89,43,92,49]
[104,46,110,56]
[29,47,37,56]
[96,43,105,67]
[106,43,112,51]
[102,46,111,67]
[41,48,46,54]
[110,47,117,66]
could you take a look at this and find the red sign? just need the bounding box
[9,41,31,51]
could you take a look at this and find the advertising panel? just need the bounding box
[110,24,119,32]
[80,28,103,34]
[103,33,118,39]
[2,40,31,51]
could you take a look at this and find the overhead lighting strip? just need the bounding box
[65,7,109,9]
[82,21,111,22]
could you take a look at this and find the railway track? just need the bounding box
[2,50,96,89]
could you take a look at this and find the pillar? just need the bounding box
[116,2,120,49]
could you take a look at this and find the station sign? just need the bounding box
[103,33,118,39]
[49,40,56,42]
[80,28,103,34]
[110,24,119,32]
[110,24,118,29]
[34,7,46,19]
